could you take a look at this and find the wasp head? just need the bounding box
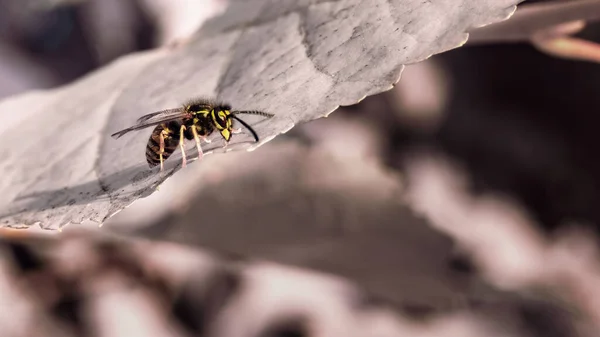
[211,107,233,141]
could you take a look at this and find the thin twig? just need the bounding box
[467,0,600,45]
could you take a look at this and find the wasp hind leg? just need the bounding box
[158,130,167,173]
[191,126,204,161]
[179,125,187,168]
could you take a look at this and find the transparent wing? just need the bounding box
[111,108,190,139]
[135,108,188,123]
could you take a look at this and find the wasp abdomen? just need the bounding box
[146,123,179,167]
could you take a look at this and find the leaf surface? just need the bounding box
[0,0,522,228]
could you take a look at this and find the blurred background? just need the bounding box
[1,0,600,336]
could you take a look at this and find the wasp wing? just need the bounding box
[135,108,186,123]
[111,108,190,139]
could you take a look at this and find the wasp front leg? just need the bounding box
[179,124,187,168]
[191,126,204,161]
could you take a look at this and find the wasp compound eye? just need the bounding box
[217,111,228,128]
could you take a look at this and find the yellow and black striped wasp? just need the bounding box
[111,98,274,171]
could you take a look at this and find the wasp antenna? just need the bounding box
[230,115,260,142]
[232,110,275,118]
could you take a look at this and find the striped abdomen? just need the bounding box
[146,121,181,167]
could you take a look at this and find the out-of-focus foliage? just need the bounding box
[0,229,584,337]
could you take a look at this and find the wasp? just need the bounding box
[111,99,274,171]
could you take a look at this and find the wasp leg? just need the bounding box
[191,126,204,161]
[159,131,166,172]
[202,136,211,144]
[232,128,242,134]
[179,125,187,168]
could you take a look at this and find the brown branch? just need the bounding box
[467,0,600,45]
